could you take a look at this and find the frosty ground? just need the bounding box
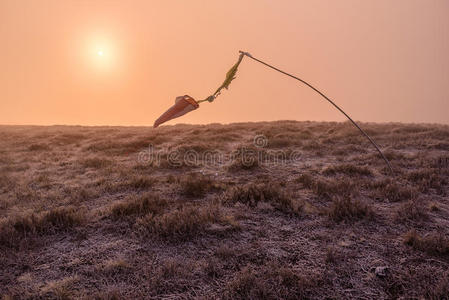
[1,121,448,299]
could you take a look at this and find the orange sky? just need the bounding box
[1,0,448,125]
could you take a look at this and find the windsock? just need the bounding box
[153,95,199,128]
[153,53,244,128]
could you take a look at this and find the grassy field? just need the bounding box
[1,121,448,299]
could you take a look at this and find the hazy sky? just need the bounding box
[1,0,448,125]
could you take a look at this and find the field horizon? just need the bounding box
[2,120,449,128]
[1,120,448,299]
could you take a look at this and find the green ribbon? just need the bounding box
[197,53,244,104]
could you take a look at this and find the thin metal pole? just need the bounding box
[239,50,393,174]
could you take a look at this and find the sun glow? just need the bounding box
[83,35,119,74]
[92,44,112,67]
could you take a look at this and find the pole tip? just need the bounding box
[239,50,252,57]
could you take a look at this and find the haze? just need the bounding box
[1,0,448,126]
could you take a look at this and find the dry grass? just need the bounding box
[313,178,356,199]
[327,197,374,223]
[404,229,449,256]
[100,259,132,275]
[224,264,321,299]
[124,175,156,190]
[370,179,417,202]
[179,173,215,198]
[395,200,429,223]
[40,275,79,299]
[296,172,314,189]
[322,163,373,177]
[224,183,302,215]
[227,146,260,171]
[27,143,50,151]
[408,169,447,195]
[81,157,113,169]
[111,193,167,219]
[0,206,84,248]
[136,203,236,240]
[147,258,198,295]
[265,133,304,148]
[0,174,13,190]
[296,172,357,199]
[1,121,448,298]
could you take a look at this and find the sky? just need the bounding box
[0,0,448,126]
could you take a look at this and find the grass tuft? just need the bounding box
[408,169,447,195]
[224,183,302,215]
[136,204,235,240]
[371,179,417,202]
[126,175,156,190]
[395,200,428,223]
[111,193,167,219]
[313,178,356,199]
[81,157,113,169]
[0,207,84,248]
[101,259,132,275]
[224,264,320,299]
[327,197,374,222]
[323,163,373,177]
[404,229,449,256]
[179,173,215,198]
[228,146,260,171]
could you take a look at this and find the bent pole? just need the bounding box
[239,50,393,174]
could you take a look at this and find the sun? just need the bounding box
[91,47,111,69]
[89,43,116,71]
[81,34,120,75]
